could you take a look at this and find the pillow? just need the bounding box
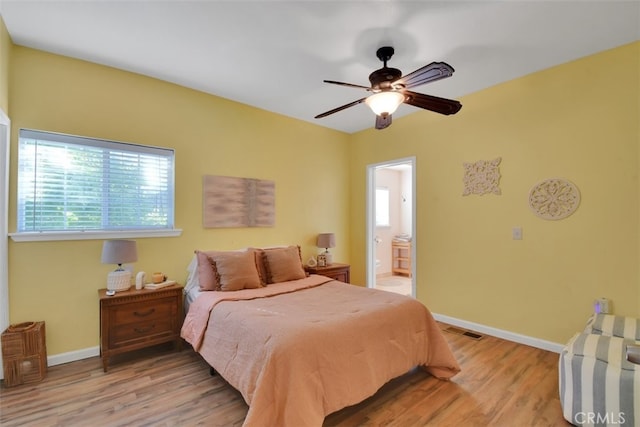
[251,247,272,285]
[249,246,296,285]
[195,248,263,291]
[183,255,201,294]
[195,250,221,291]
[209,250,263,291]
[262,245,306,284]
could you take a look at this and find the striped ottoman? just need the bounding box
[587,314,640,341]
[559,315,640,426]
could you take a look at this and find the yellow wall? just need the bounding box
[5,37,639,355]
[349,42,640,344]
[7,46,350,355]
[0,15,9,112]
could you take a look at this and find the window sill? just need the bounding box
[9,229,183,242]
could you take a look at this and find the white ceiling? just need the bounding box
[1,1,638,134]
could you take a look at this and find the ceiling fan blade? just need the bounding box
[403,90,462,115]
[375,114,392,130]
[323,80,372,90]
[394,62,455,89]
[315,98,367,119]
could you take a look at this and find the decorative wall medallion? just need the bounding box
[528,178,580,220]
[462,157,501,196]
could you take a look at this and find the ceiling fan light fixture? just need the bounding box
[365,91,405,116]
[316,47,461,128]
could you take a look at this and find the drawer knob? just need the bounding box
[133,308,156,317]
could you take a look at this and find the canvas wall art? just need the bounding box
[203,175,275,228]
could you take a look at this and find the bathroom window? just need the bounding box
[375,187,390,227]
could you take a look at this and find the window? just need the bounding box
[375,187,390,227]
[15,129,176,239]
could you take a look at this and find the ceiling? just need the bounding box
[0,1,638,134]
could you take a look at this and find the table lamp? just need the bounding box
[101,239,138,292]
[316,233,336,265]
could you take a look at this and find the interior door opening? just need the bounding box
[366,157,416,297]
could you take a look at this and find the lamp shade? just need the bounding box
[365,91,405,116]
[101,240,137,292]
[101,240,138,265]
[317,233,336,249]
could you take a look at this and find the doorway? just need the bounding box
[366,157,416,297]
[0,109,10,379]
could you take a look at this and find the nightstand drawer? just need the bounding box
[331,271,349,283]
[111,318,174,346]
[113,298,174,325]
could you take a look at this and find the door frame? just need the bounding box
[0,108,10,379]
[366,156,416,296]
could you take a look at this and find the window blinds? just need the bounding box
[17,129,175,233]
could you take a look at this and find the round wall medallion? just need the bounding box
[528,178,580,220]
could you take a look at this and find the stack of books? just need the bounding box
[144,280,176,290]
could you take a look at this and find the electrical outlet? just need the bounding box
[512,227,523,240]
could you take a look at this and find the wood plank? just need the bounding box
[0,325,569,426]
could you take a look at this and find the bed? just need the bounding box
[181,246,460,427]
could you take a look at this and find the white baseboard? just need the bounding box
[433,313,564,354]
[47,346,100,367]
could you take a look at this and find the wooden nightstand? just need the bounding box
[98,285,183,372]
[305,262,350,283]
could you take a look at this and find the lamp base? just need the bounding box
[107,270,131,292]
[324,251,333,265]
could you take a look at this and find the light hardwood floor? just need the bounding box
[0,323,569,427]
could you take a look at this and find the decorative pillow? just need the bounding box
[263,245,306,284]
[248,248,269,285]
[250,248,267,285]
[195,250,221,291]
[195,248,262,291]
[250,246,295,285]
[209,250,263,291]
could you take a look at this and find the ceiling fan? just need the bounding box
[315,46,462,130]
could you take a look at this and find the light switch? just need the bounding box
[512,227,523,240]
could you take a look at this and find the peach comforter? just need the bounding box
[181,275,460,427]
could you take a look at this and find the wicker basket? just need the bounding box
[2,321,47,387]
